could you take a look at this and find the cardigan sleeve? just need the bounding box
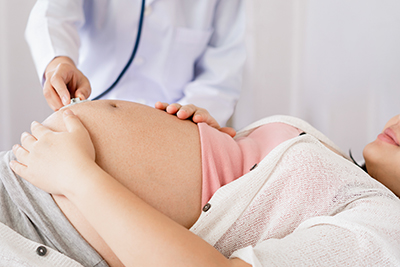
[230,198,400,266]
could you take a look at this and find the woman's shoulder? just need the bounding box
[235,115,314,137]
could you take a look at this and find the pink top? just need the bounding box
[198,122,302,207]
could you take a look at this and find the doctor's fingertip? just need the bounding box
[62,95,70,106]
[75,92,86,101]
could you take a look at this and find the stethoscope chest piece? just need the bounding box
[61,98,90,110]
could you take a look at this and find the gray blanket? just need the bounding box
[0,150,108,267]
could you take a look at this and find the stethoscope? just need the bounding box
[93,0,146,100]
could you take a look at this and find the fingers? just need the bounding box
[43,60,91,111]
[30,121,52,139]
[20,131,37,151]
[154,103,236,136]
[62,109,86,134]
[75,87,90,101]
[164,103,196,119]
[9,160,28,178]
[27,110,84,141]
[219,127,237,138]
[166,103,182,115]
[74,76,92,101]
[43,80,65,111]
[12,144,29,166]
[43,70,71,110]
[155,102,184,116]
[191,108,211,123]
[155,101,169,110]
[10,135,32,178]
[49,72,71,106]
[176,104,197,120]
[191,109,221,130]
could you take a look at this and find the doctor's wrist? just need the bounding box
[46,56,76,72]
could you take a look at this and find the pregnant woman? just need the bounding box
[5,100,400,266]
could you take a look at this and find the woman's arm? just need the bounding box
[10,109,250,267]
[59,159,249,267]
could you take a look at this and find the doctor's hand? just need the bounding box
[44,56,92,111]
[155,102,236,137]
[10,109,96,196]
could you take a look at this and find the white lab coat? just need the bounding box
[25,0,246,126]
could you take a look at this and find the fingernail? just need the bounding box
[63,109,73,116]
[77,93,85,100]
[62,96,69,105]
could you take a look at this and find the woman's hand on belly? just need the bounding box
[10,109,96,196]
[11,108,127,266]
[155,102,236,137]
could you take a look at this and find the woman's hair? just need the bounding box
[349,150,367,172]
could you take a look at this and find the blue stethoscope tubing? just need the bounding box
[93,0,146,100]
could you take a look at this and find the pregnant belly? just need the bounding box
[43,100,202,266]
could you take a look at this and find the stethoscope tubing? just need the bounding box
[93,0,146,100]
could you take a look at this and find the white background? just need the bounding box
[1,0,400,162]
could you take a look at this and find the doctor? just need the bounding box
[25,0,246,126]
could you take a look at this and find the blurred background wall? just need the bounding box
[0,0,50,151]
[1,0,400,162]
[232,0,400,162]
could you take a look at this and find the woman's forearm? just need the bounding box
[66,164,250,267]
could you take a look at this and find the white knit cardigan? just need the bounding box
[190,115,400,266]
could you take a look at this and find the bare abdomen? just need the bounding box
[43,100,202,266]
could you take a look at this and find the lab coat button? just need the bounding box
[144,5,153,16]
[203,203,211,212]
[36,246,47,256]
